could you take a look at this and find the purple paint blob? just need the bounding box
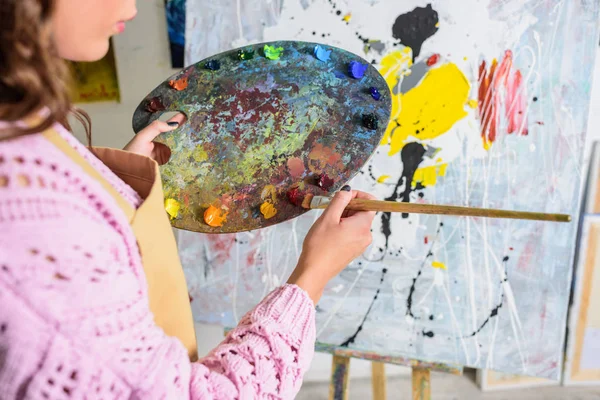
[349,61,368,79]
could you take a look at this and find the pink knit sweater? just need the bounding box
[0,123,316,399]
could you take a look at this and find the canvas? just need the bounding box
[165,0,186,68]
[176,0,600,379]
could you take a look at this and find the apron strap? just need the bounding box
[42,129,136,223]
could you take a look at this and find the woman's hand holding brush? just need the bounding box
[287,186,376,304]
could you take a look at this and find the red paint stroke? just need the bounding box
[478,50,528,149]
[169,77,189,91]
[426,54,439,66]
[516,237,537,272]
[206,234,236,265]
[424,236,428,244]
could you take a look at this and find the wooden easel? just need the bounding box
[221,332,461,399]
[319,342,461,400]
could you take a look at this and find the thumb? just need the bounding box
[321,185,353,223]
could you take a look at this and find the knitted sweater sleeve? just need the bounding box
[0,138,316,399]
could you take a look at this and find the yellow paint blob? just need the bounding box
[164,198,180,220]
[260,201,277,219]
[261,184,277,203]
[435,22,440,28]
[380,62,470,156]
[432,261,447,270]
[204,205,228,227]
[343,13,352,22]
[412,164,447,188]
[467,99,478,109]
[377,175,391,183]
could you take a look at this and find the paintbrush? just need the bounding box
[300,193,571,223]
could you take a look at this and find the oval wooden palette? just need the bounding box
[132,41,391,233]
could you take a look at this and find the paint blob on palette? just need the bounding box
[132,41,391,233]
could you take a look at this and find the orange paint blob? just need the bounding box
[203,205,228,227]
[169,77,189,91]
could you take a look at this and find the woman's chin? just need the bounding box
[60,40,110,63]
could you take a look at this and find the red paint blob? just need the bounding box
[318,174,335,191]
[424,236,429,244]
[426,54,440,66]
[145,97,165,113]
[287,187,303,207]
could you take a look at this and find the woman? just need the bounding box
[0,0,376,398]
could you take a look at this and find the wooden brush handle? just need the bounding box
[345,199,571,223]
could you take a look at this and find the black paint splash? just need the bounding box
[392,4,439,59]
[465,295,504,338]
[465,256,510,337]
[380,142,426,251]
[340,268,388,347]
[406,223,442,319]
[422,330,435,338]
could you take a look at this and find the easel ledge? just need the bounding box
[317,342,461,400]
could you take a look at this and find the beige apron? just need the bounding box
[43,129,198,361]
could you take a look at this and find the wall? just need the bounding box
[71,0,600,382]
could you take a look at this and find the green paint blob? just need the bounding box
[264,45,284,60]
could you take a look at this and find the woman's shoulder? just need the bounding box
[0,122,141,209]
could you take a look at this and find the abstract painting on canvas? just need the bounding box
[177,0,600,379]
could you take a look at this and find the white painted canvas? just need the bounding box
[177,0,600,378]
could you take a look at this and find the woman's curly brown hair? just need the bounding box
[0,0,91,142]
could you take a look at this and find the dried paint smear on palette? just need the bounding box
[176,0,600,379]
[133,41,390,233]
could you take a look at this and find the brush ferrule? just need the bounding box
[310,196,332,209]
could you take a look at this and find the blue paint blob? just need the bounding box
[205,60,221,70]
[334,70,346,79]
[349,61,368,79]
[370,87,381,100]
[314,45,332,62]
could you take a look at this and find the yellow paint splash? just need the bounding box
[432,261,447,270]
[260,201,277,219]
[192,146,208,163]
[377,175,391,183]
[343,13,352,22]
[379,50,413,148]
[380,62,470,156]
[467,99,478,109]
[412,164,447,187]
[164,198,181,220]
